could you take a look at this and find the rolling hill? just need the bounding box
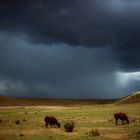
[117,91,140,104]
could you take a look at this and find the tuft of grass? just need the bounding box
[19,134,24,136]
[22,119,27,122]
[64,121,75,132]
[15,120,20,125]
[88,129,100,137]
[129,130,140,140]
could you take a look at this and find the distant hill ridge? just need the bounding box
[0,96,115,106]
[117,91,140,104]
[0,92,140,106]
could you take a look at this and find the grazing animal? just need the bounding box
[114,112,129,125]
[44,116,60,128]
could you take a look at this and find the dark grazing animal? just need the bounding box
[44,116,60,128]
[114,112,129,125]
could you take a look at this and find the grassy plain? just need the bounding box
[0,103,140,140]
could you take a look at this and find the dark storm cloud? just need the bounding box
[0,0,140,70]
[0,32,123,98]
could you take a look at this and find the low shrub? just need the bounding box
[15,120,20,125]
[88,129,100,137]
[22,119,27,122]
[19,134,24,136]
[129,131,140,139]
[64,121,75,132]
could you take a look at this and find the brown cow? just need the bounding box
[44,116,60,128]
[114,112,129,125]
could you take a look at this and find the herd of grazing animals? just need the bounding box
[44,112,129,128]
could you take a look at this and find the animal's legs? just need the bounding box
[115,118,118,125]
[45,122,49,127]
[122,120,125,125]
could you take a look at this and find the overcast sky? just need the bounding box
[0,0,140,99]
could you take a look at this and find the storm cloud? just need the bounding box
[0,32,121,98]
[0,0,140,98]
[0,0,140,69]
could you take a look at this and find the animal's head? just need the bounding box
[57,123,60,128]
[126,119,129,124]
[44,116,49,122]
